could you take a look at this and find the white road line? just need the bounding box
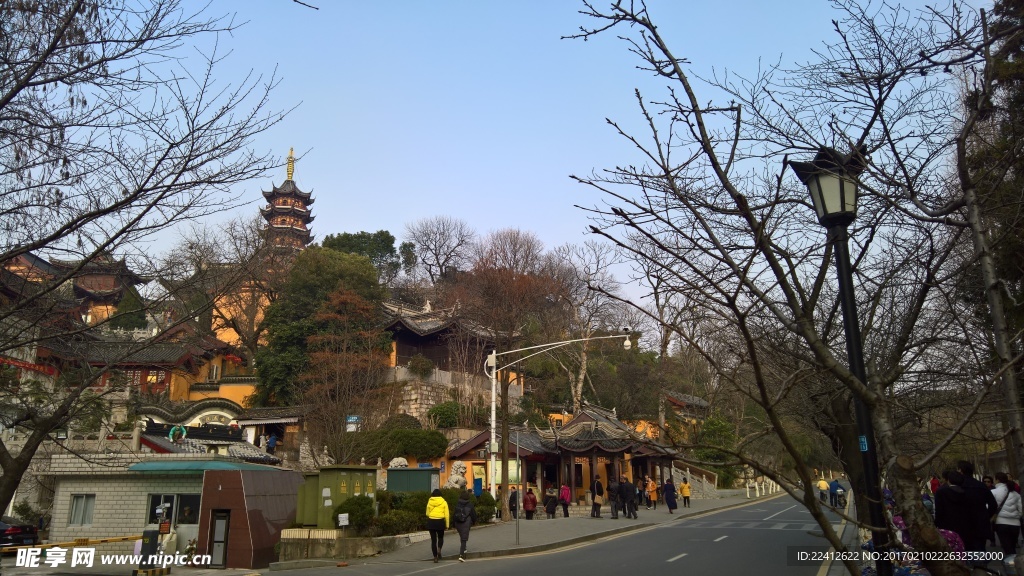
[667,553,689,562]
[763,504,797,520]
[714,535,728,542]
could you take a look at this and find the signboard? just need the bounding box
[159,521,171,535]
[489,461,521,484]
[337,513,349,527]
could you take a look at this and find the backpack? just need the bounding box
[454,502,470,523]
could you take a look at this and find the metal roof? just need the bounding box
[128,460,283,473]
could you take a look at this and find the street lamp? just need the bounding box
[790,146,892,576]
[484,334,632,499]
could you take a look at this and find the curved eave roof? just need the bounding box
[262,180,314,204]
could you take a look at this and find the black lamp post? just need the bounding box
[790,147,892,576]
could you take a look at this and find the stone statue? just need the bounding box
[443,460,468,489]
[388,457,409,468]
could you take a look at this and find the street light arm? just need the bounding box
[489,334,630,373]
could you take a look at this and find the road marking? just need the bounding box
[714,535,728,542]
[667,553,689,562]
[763,504,797,520]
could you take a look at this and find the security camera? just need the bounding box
[622,327,631,333]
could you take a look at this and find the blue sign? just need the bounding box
[859,435,868,452]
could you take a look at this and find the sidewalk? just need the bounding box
[270,488,774,571]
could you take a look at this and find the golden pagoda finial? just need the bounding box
[286,147,295,181]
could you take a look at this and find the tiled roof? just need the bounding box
[141,433,280,465]
[663,389,710,409]
[236,405,307,420]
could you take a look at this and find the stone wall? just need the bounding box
[388,367,522,421]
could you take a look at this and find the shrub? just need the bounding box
[333,495,375,534]
[400,491,431,522]
[407,354,435,379]
[426,401,459,428]
[375,490,399,515]
[372,510,421,536]
[475,490,496,523]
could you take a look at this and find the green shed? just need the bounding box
[386,467,440,492]
[295,465,378,528]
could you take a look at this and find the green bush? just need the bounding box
[475,490,496,523]
[426,401,459,428]
[375,490,399,515]
[333,495,375,534]
[381,429,448,460]
[400,491,431,522]
[407,354,435,379]
[372,510,421,536]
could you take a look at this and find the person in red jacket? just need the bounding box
[929,474,941,495]
[523,488,538,520]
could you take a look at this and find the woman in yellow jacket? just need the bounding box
[426,488,450,562]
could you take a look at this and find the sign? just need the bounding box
[440,461,446,473]
[158,521,171,535]
[337,513,349,527]
[858,435,868,452]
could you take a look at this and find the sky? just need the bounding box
[184,0,940,274]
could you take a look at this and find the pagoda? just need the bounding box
[260,148,315,251]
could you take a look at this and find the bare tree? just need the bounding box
[0,0,286,514]
[404,216,477,283]
[566,2,1018,574]
[547,240,627,413]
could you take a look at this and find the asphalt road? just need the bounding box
[296,497,843,576]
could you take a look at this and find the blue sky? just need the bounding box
[192,0,935,259]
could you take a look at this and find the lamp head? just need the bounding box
[789,146,863,228]
[622,336,632,351]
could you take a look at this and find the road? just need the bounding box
[301,497,844,576]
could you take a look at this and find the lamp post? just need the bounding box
[484,334,632,499]
[790,147,892,576]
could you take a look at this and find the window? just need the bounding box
[69,494,95,526]
[148,494,201,524]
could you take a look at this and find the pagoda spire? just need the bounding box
[286,147,295,181]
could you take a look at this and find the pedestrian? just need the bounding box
[508,487,519,520]
[663,479,678,513]
[620,475,639,518]
[543,488,558,519]
[817,478,829,503]
[425,488,449,563]
[646,475,658,510]
[680,477,691,508]
[955,460,998,559]
[452,489,476,562]
[591,475,604,518]
[993,472,1022,555]
[266,433,277,455]
[559,482,571,518]
[607,477,620,519]
[929,474,941,495]
[635,477,645,508]
[829,478,841,507]
[935,470,971,542]
[523,488,537,520]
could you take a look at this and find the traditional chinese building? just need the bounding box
[260,148,315,252]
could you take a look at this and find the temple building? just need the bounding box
[260,148,315,251]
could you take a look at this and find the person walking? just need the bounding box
[607,477,620,519]
[266,433,277,455]
[635,477,645,508]
[523,488,537,520]
[543,488,558,519]
[663,479,678,513]
[621,476,639,519]
[590,475,604,518]
[425,488,449,563]
[508,487,518,520]
[955,460,998,559]
[829,478,841,507]
[646,475,658,510]
[452,489,476,562]
[993,472,1022,555]
[559,483,571,518]
[817,478,829,503]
